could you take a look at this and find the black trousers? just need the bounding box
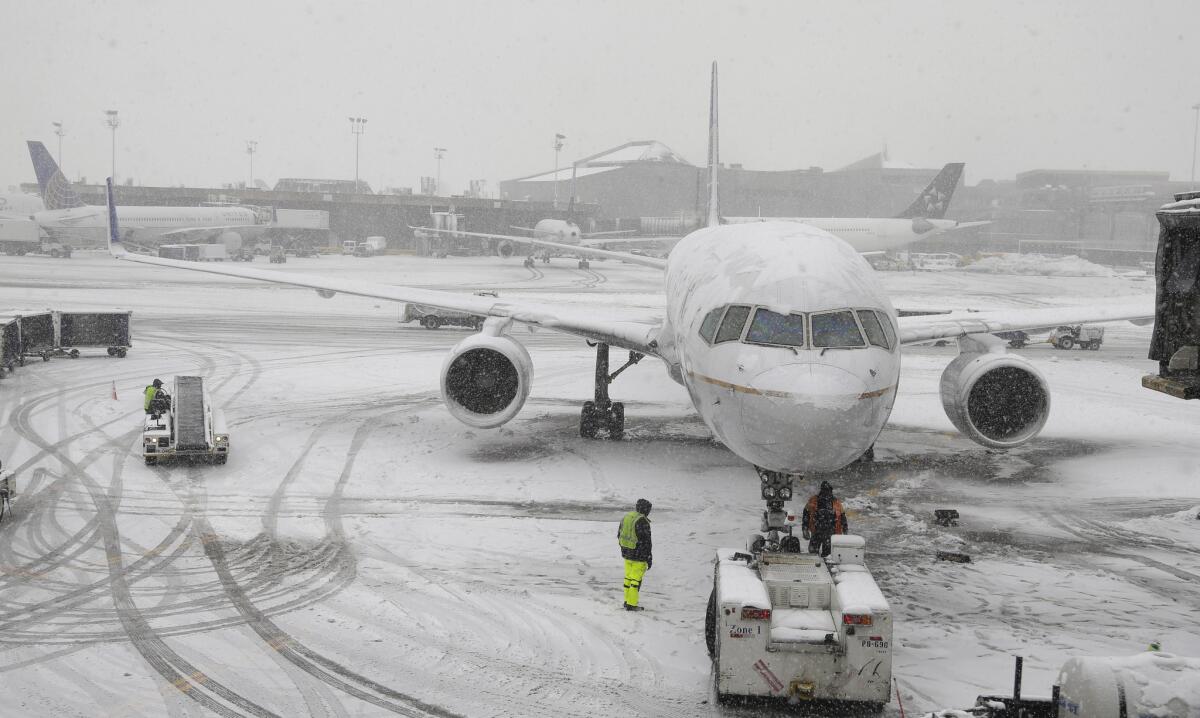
[808,533,832,557]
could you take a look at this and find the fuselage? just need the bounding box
[34,205,259,244]
[531,219,582,244]
[724,216,959,253]
[660,221,901,474]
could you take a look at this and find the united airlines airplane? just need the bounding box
[27,141,263,246]
[105,63,1152,522]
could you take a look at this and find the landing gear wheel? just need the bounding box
[69,349,80,358]
[705,589,717,658]
[608,402,624,440]
[580,401,600,439]
[854,444,875,464]
[1058,336,1074,350]
[107,347,116,356]
[421,315,441,330]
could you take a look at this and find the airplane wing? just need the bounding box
[578,235,681,249]
[581,229,639,239]
[104,183,662,355]
[416,226,669,270]
[897,302,1153,346]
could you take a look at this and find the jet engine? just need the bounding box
[939,349,1050,449]
[495,240,515,258]
[440,333,533,428]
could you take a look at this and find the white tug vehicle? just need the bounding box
[707,516,892,708]
[142,376,229,465]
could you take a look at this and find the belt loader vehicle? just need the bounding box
[143,376,229,465]
[706,535,892,709]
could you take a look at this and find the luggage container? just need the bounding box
[58,311,132,358]
[0,316,20,374]
[17,312,55,362]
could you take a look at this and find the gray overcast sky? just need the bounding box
[2,1,1197,195]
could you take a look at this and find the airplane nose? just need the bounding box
[738,363,877,472]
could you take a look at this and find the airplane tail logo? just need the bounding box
[895,162,964,220]
[27,141,85,210]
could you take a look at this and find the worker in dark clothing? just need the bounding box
[144,379,170,415]
[801,481,849,557]
[617,498,652,611]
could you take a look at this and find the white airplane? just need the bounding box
[725,162,991,253]
[105,63,1152,531]
[27,141,265,247]
[499,218,642,268]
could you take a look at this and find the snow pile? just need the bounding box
[963,253,1117,277]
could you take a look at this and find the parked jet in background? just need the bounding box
[725,162,990,252]
[26,141,265,247]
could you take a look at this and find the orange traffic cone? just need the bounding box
[112,381,118,401]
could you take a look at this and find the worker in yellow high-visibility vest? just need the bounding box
[617,498,652,611]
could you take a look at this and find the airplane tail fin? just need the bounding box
[705,61,721,228]
[105,177,126,257]
[27,141,85,210]
[895,162,964,219]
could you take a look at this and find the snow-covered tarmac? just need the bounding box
[0,253,1196,717]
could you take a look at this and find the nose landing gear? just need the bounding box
[749,467,801,554]
[579,343,643,440]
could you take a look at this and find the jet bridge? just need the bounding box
[1144,190,1200,399]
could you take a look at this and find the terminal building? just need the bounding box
[24,143,1192,265]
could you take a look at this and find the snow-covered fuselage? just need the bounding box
[660,222,899,474]
[35,205,259,245]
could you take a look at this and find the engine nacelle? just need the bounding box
[440,333,533,428]
[495,240,514,258]
[939,350,1050,449]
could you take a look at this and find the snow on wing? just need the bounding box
[897,303,1154,345]
[108,251,662,355]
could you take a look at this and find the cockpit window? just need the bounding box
[746,308,806,347]
[699,307,724,344]
[875,310,897,349]
[714,304,752,343]
[856,309,890,350]
[811,310,866,348]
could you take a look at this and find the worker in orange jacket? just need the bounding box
[801,481,848,557]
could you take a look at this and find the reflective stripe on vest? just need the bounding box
[618,511,642,550]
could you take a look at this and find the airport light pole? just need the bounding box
[104,110,119,182]
[553,133,565,209]
[1191,102,1200,189]
[52,121,65,169]
[434,147,446,196]
[246,140,258,188]
[349,117,367,193]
